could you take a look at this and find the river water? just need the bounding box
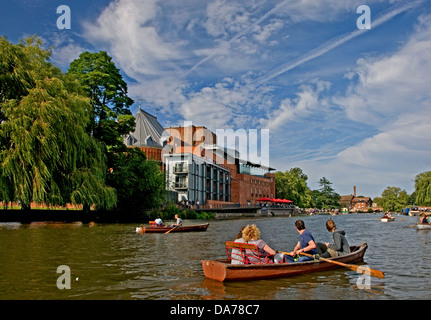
[0,213,430,300]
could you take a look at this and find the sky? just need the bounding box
[1,0,431,199]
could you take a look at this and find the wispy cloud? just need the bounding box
[253,0,423,85]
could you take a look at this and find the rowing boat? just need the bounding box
[136,223,209,233]
[381,216,395,222]
[416,223,431,230]
[201,243,368,282]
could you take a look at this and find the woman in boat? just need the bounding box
[419,213,430,224]
[154,216,165,227]
[231,226,246,265]
[320,219,350,258]
[242,224,277,264]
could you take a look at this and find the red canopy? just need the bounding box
[269,198,293,203]
[256,197,271,201]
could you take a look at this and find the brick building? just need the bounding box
[340,186,373,212]
[124,109,276,206]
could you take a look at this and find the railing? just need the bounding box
[173,165,188,173]
[174,182,188,189]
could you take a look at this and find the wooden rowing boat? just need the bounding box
[416,223,431,230]
[201,243,368,282]
[381,216,395,222]
[136,223,209,233]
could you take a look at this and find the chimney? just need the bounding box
[353,186,356,197]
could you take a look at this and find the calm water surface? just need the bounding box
[0,214,430,300]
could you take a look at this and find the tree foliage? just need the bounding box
[0,36,116,211]
[106,148,165,217]
[375,186,409,211]
[275,168,311,207]
[67,51,135,152]
[414,171,431,206]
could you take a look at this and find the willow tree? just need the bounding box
[0,36,116,211]
[415,171,431,206]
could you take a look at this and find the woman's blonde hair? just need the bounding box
[242,224,261,242]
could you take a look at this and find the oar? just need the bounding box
[282,251,385,279]
[409,224,417,228]
[165,225,179,234]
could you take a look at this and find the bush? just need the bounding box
[196,211,214,219]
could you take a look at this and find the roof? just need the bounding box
[352,197,372,203]
[125,108,165,147]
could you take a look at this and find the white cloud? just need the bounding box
[333,11,431,124]
[45,33,85,70]
[179,78,264,130]
[260,79,331,132]
[83,0,181,79]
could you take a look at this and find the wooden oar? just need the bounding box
[282,251,385,279]
[165,225,179,234]
[409,224,417,228]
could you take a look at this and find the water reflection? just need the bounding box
[0,214,431,299]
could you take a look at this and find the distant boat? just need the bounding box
[416,223,431,230]
[381,216,395,222]
[135,223,209,233]
[409,207,420,216]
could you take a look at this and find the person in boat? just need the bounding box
[231,226,246,265]
[320,219,350,258]
[287,220,317,262]
[242,224,277,264]
[170,214,182,227]
[154,216,165,227]
[419,213,430,224]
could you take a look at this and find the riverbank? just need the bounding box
[0,209,131,224]
[0,205,301,223]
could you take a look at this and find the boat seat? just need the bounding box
[225,241,263,264]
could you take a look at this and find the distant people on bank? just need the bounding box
[242,224,277,264]
[419,213,430,224]
[155,216,165,227]
[286,220,317,262]
[170,214,183,227]
[319,219,350,258]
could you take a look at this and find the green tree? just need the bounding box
[414,171,431,206]
[275,168,311,207]
[379,186,409,212]
[316,177,341,209]
[0,36,116,211]
[67,51,135,152]
[106,148,165,217]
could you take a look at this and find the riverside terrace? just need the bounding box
[194,203,299,219]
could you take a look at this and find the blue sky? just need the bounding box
[1,0,431,198]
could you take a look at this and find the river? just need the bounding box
[0,213,430,300]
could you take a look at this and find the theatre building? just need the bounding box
[124,109,276,207]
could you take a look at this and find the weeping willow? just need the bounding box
[0,36,116,210]
[415,171,431,206]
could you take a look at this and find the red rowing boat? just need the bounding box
[136,223,209,233]
[202,242,368,282]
